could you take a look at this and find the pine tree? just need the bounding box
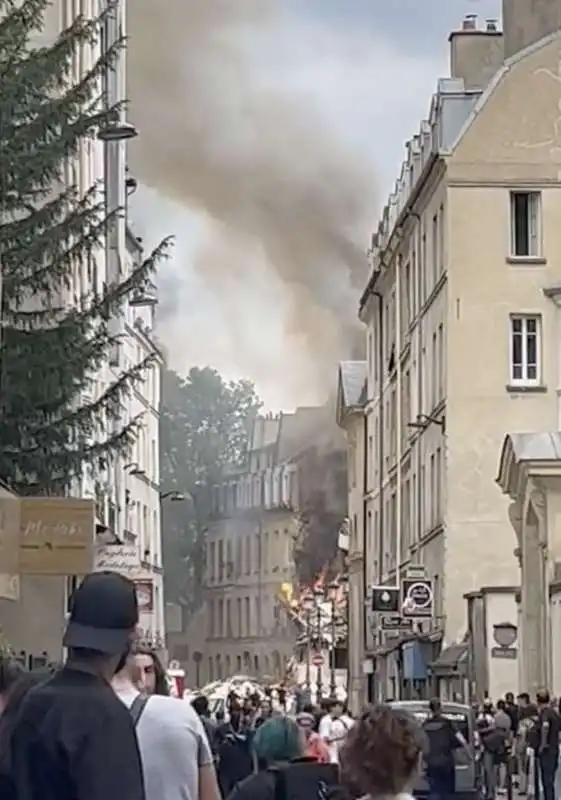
[0,0,172,495]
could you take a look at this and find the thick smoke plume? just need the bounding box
[127,0,376,402]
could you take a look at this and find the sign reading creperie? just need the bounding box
[19,498,95,575]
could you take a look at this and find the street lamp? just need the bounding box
[313,586,324,700]
[160,490,186,502]
[328,581,340,698]
[97,123,138,142]
[301,595,313,689]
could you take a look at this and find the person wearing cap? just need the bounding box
[11,571,146,800]
[296,711,330,762]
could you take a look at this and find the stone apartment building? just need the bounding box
[201,407,346,684]
[348,1,561,700]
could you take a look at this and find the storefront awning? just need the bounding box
[430,643,468,676]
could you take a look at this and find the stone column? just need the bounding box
[522,490,549,694]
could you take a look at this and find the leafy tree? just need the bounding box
[160,366,261,607]
[0,0,172,494]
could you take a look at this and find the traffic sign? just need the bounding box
[402,579,433,617]
[372,585,399,613]
[381,614,414,631]
[311,653,324,667]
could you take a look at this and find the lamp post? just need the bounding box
[328,581,338,698]
[302,597,312,689]
[314,587,324,700]
[97,122,138,142]
[160,490,186,502]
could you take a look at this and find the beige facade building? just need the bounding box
[336,362,367,713]
[353,2,561,699]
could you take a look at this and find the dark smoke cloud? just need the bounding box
[127,0,376,402]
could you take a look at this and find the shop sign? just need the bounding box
[19,498,94,575]
[95,544,141,574]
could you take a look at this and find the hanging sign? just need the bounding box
[371,585,400,613]
[402,579,434,618]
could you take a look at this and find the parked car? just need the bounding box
[389,700,478,800]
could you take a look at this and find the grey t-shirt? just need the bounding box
[117,688,213,800]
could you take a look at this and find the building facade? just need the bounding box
[202,408,346,685]
[0,0,166,658]
[336,362,367,714]
[355,3,561,699]
[204,415,297,683]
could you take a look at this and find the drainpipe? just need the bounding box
[396,255,403,585]
[362,291,384,703]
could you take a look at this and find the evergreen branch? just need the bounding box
[99,236,174,314]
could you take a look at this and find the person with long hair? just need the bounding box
[134,645,169,696]
[0,668,54,800]
[340,704,425,800]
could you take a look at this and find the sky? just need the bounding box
[129,0,501,411]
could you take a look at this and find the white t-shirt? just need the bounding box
[319,714,354,763]
[117,688,213,800]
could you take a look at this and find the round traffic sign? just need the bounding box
[312,653,324,667]
[405,581,432,609]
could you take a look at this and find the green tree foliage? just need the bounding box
[0,0,172,494]
[160,366,261,607]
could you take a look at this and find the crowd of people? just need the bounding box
[473,691,561,800]
[2,569,561,800]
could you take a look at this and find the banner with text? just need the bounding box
[19,498,95,575]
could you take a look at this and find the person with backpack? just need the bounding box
[517,702,538,795]
[192,695,219,764]
[226,715,339,800]
[318,700,354,764]
[422,698,469,800]
[477,701,510,800]
[214,700,255,796]
[112,647,221,800]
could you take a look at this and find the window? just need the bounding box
[437,323,445,400]
[438,204,445,274]
[226,599,232,637]
[237,598,242,637]
[510,315,541,385]
[510,191,541,258]
[432,213,438,284]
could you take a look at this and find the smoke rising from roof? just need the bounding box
[127,0,376,405]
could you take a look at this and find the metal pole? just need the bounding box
[316,599,323,700]
[330,594,337,697]
[305,606,311,688]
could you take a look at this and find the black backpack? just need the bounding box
[269,759,339,800]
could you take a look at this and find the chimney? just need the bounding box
[449,15,504,90]
[503,0,561,60]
